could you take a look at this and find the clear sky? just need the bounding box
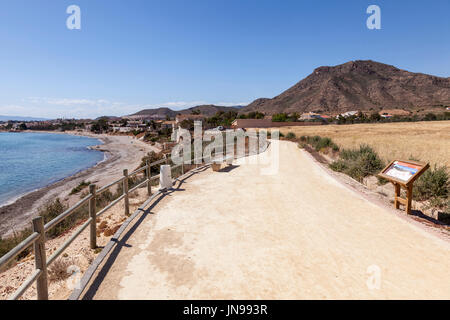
[0,0,449,119]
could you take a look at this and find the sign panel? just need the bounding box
[378,159,429,186]
[378,159,429,214]
[383,161,421,182]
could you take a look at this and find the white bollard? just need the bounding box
[160,165,173,190]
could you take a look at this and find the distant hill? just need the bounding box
[0,115,49,121]
[95,116,122,121]
[128,105,242,119]
[242,60,450,115]
[178,105,242,116]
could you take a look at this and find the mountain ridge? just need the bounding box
[128,104,243,118]
[242,60,450,115]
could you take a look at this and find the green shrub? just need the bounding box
[0,227,33,265]
[140,151,164,176]
[329,160,348,172]
[40,198,72,239]
[301,135,339,152]
[314,137,332,151]
[272,113,288,122]
[329,144,384,182]
[413,165,449,201]
[331,143,340,152]
[286,132,296,140]
[69,180,91,195]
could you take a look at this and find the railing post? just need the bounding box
[181,162,184,175]
[32,216,48,300]
[123,169,130,216]
[89,184,97,249]
[146,160,152,196]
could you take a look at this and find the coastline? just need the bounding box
[0,132,106,209]
[0,131,159,237]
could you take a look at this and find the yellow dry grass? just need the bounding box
[277,121,450,168]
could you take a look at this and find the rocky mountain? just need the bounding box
[128,105,242,119]
[130,107,176,119]
[242,60,450,115]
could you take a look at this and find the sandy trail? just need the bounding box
[87,141,450,299]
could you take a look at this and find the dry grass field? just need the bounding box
[278,121,450,168]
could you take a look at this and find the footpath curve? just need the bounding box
[83,140,450,299]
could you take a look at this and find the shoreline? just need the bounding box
[0,130,159,237]
[0,132,107,209]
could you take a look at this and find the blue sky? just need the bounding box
[0,0,449,119]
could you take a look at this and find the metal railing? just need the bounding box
[0,139,270,300]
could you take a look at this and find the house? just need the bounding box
[299,112,322,120]
[127,120,147,129]
[161,120,176,130]
[299,112,330,121]
[112,126,133,133]
[175,114,205,124]
[11,122,26,131]
[339,111,359,117]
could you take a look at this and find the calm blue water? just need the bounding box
[0,132,104,206]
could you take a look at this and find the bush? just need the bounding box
[330,144,384,182]
[413,165,449,201]
[48,258,78,282]
[329,160,348,172]
[40,198,76,239]
[272,113,288,122]
[0,228,33,265]
[301,135,339,152]
[286,132,296,140]
[314,137,332,151]
[69,181,91,195]
[140,151,164,176]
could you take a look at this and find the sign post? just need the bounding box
[378,160,429,215]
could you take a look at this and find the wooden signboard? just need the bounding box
[378,160,429,215]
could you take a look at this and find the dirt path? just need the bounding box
[86,141,450,299]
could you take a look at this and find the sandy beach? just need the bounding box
[0,131,159,237]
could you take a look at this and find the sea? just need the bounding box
[0,132,104,207]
